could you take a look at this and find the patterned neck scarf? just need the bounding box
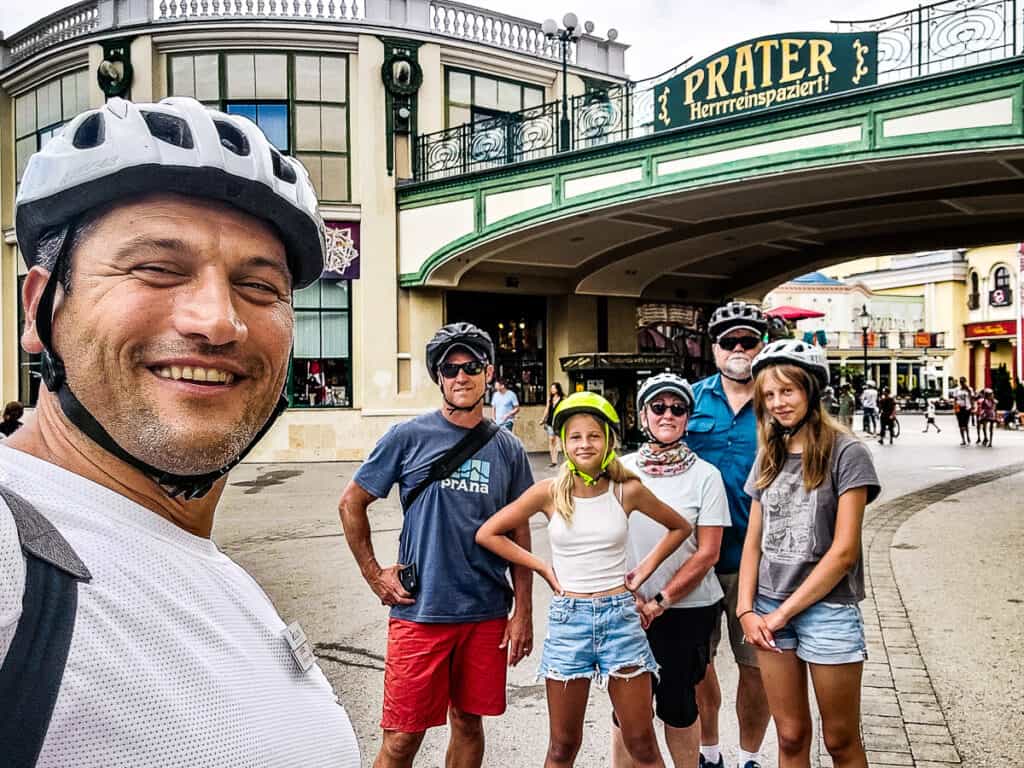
[636,441,697,477]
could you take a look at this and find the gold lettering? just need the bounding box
[732,44,756,93]
[754,39,779,87]
[808,39,836,77]
[780,38,806,83]
[689,101,702,121]
[706,55,730,100]
[684,68,706,105]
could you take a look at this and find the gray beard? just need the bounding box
[722,355,752,380]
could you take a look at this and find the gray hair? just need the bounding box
[34,215,101,293]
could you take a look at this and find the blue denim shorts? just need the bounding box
[537,592,659,689]
[755,594,867,665]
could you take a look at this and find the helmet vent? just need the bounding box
[215,120,250,156]
[141,110,195,149]
[270,148,297,184]
[72,112,105,149]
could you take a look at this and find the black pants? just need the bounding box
[879,417,896,441]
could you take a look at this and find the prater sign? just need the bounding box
[654,32,878,130]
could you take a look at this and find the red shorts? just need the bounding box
[381,617,508,732]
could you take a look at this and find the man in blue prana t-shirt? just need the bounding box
[339,322,534,768]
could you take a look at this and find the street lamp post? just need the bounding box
[542,13,581,153]
[859,304,872,386]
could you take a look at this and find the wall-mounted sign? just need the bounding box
[964,319,1018,338]
[323,221,360,279]
[914,332,935,347]
[989,287,1012,307]
[654,32,878,130]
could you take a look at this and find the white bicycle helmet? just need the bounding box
[636,372,695,413]
[708,301,767,340]
[16,96,324,288]
[751,339,830,388]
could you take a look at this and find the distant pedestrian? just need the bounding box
[540,382,566,466]
[739,339,880,768]
[859,380,878,435]
[877,388,897,445]
[952,377,974,445]
[821,386,836,416]
[492,378,521,432]
[922,399,941,433]
[0,401,24,437]
[978,388,996,446]
[838,385,855,429]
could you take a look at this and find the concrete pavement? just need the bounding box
[214,414,1024,767]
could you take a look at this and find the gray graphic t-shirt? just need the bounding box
[745,434,880,604]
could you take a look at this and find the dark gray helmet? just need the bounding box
[425,322,495,383]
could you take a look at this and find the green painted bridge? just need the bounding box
[397,55,1024,301]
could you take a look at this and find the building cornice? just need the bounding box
[844,262,969,292]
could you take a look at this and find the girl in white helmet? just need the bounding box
[736,340,880,768]
[476,391,691,768]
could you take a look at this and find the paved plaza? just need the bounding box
[215,414,1024,767]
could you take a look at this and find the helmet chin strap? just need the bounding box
[561,423,616,486]
[438,379,484,415]
[640,411,683,448]
[720,371,753,383]
[34,227,288,501]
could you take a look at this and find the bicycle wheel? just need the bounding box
[892,418,901,439]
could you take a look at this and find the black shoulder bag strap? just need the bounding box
[0,486,91,768]
[401,419,501,512]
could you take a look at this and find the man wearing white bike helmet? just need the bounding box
[0,97,358,767]
[611,373,731,768]
[688,301,770,768]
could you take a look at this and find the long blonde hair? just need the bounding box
[753,364,850,492]
[551,420,637,524]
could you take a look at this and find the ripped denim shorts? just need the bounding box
[536,592,659,688]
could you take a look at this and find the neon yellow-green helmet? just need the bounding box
[553,392,620,486]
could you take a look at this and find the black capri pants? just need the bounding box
[614,602,720,729]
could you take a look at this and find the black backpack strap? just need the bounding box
[0,486,90,768]
[401,419,501,512]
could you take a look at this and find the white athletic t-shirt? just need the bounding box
[620,453,731,608]
[0,446,359,768]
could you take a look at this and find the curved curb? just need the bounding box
[815,461,1024,768]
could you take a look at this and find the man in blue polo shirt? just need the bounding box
[687,301,770,768]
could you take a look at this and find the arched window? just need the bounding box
[969,271,980,309]
[989,265,1012,307]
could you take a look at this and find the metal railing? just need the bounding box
[415,0,1024,181]
[428,0,571,63]
[7,0,99,64]
[154,0,364,21]
[832,0,1021,83]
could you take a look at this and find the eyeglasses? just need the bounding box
[438,360,486,378]
[648,402,688,417]
[718,335,761,351]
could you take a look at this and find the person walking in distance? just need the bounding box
[688,301,772,768]
[837,385,855,430]
[492,378,521,432]
[0,97,359,766]
[339,323,535,768]
[978,388,997,446]
[739,340,880,768]
[952,377,974,446]
[541,382,566,466]
[476,392,691,768]
[859,380,878,436]
[876,388,897,446]
[610,374,731,768]
[922,399,941,434]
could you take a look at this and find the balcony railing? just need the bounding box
[6,0,99,64]
[155,0,364,21]
[968,292,981,309]
[428,1,571,63]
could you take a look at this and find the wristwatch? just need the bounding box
[654,591,666,605]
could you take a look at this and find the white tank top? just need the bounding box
[548,481,629,593]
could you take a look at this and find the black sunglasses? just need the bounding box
[438,360,486,378]
[718,335,761,351]
[648,402,688,417]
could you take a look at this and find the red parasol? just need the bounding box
[765,305,826,321]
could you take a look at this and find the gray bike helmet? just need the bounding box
[708,301,767,340]
[425,322,495,383]
[636,372,695,413]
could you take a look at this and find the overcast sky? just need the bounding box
[2,0,919,79]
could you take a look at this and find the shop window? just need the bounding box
[290,279,352,407]
[446,292,547,406]
[168,52,350,201]
[15,70,90,184]
[446,68,545,127]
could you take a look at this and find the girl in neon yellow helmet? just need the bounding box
[476,390,691,767]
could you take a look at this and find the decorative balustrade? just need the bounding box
[155,0,363,21]
[8,0,99,64]
[428,1,571,63]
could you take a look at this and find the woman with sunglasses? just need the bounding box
[477,392,690,768]
[610,374,731,768]
[738,340,880,768]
